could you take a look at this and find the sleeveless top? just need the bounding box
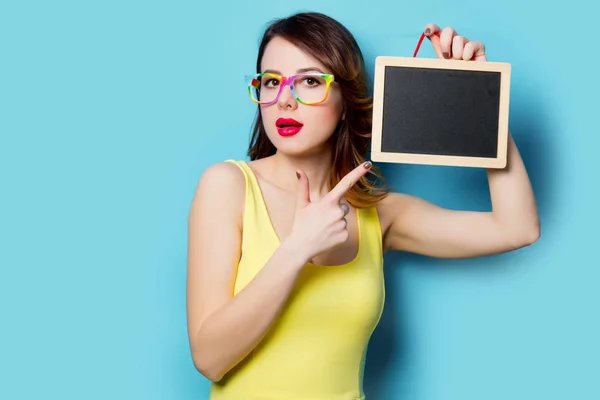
[209,159,386,400]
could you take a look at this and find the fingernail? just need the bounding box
[363,161,372,169]
[296,172,300,179]
[443,52,449,59]
[425,28,430,35]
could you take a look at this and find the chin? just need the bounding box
[271,140,312,156]
[265,127,335,156]
[276,141,332,157]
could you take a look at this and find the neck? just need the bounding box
[268,150,333,201]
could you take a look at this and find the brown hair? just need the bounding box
[247,11,390,209]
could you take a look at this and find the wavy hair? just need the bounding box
[247,12,390,208]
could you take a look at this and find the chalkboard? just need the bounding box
[371,56,511,168]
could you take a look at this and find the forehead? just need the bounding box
[260,36,330,75]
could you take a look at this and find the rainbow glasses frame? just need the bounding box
[245,73,336,105]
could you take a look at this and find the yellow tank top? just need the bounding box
[209,159,385,400]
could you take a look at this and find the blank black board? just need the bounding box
[371,56,511,168]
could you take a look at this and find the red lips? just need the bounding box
[276,118,303,136]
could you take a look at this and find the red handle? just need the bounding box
[413,32,440,57]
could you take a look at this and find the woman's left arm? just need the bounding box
[380,25,540,258]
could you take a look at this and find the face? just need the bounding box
[257,36,344,156]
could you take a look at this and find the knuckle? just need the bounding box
[443,26,455,36]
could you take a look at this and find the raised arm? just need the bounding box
[380,133,539,258]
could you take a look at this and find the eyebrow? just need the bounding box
[262,67,327,75]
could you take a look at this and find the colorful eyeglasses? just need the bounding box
[245,73,335,105]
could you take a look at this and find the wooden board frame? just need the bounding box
[371,56,512,168]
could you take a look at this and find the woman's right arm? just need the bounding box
[186,162,308,383]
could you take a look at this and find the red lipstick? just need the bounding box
[276,118,303,136]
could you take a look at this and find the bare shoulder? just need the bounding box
[194,161,245,198]
[376,192,411,226]
[188,160,248,252]
[375,192,420,252]
[192,161,246,218]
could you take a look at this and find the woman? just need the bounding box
[186,11,539,400]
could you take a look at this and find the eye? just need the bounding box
[262,78,280,87]
[304,77,320,86]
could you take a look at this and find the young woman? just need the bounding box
[186,11,539,400]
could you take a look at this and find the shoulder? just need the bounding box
[376,191,426,214]
[375,191,410,221]
[196,161,246,192]
[375,192,421,248]
[375,193,398,232]
[191,161,247,225]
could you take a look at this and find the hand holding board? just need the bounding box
[370,26,511,168]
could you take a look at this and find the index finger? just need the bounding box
[326,161,372,203]
[424,23,443,59]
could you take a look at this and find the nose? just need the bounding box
[276,80,298,110]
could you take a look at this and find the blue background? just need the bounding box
[1,0,597,399]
